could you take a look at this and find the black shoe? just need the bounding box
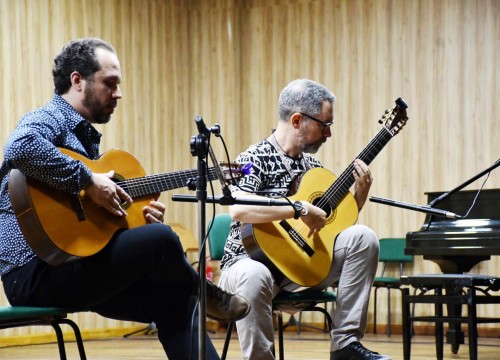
[330,342,391,360]
[205,281,250,322]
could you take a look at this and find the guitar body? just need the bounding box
[9,149,155,265]
[241,98,409,292]
[242,168,358,292]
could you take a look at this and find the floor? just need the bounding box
[2,331,500,359]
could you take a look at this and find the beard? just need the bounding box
[302,140,324,154]
[298,123,327,154]
[82,84,113,124]
[298,130,325,154]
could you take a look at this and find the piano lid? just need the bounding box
[420,188,500,231]
[406,189,500,272]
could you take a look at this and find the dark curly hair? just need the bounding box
[52,38,116,95]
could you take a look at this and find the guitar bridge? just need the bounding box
[279,220,315,257]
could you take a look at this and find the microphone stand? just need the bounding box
[428,159,500,207]
[369,159,500,219]
[183,117,294,360]
[190,120,210,360]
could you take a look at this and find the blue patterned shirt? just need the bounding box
[0,95,101,276]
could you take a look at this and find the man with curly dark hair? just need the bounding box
[0,38,249,360]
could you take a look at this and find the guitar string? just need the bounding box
[315,126,392,210]
[116,172,192,197]
[115,168,217,198]
[290,126,393,239]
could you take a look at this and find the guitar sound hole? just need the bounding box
[312,197,332,217]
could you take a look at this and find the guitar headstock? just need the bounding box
[378,97,409,136]
[219,162,252,185]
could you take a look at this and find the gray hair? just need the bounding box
[278,79,336,122]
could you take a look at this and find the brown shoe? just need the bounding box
[206,281,250,322]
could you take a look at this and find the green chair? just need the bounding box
[0,306,87,359]
[207,213,336,360]
[372,237,413,336]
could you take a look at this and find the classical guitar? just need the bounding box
[9,148,241,266]
[242,98,409,292]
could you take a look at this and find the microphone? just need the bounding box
[195,115,219,136]
[369,196,463,219]
[172,194,293,206]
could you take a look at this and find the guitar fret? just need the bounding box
[118,168,219,199]
[320,127,393,210]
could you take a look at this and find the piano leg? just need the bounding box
[444,285,465,354]
[427,257,489,355]
[435,287,444,359]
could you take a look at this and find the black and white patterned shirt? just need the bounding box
[220,139,322,270]
[0,95,101,276]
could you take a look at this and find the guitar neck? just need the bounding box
[118,167,217,199]
[325,127,394,209]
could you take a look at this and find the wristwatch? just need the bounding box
[293,201,308,219]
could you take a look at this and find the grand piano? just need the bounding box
[406,188,500,273]
[405,188,500,352]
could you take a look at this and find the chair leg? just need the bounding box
[387,288,391,336]
[317,306,333,331]
[50,321,67,360]
[467,287,478,360]
[222,322,234,360]
[435,288,444,360]
[296,304,330,334]
[297,311,303,334]
[411,287,418,336]
[402,288,411,360]
[373,287,378,334]
[59,318,87,360]
[277,312,285,360]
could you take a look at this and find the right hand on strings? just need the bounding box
[299,201,326,237]
[85,171,133,216]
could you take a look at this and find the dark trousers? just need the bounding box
[2,223,219,360]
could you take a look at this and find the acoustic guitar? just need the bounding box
[241,98,409,292]
[9,148,241,266]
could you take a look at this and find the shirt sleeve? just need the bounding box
[233,150,264,194]
[3,112,93,194]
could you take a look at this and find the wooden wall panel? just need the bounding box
[0,0,499,337]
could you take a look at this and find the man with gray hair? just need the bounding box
[218,79,390,359]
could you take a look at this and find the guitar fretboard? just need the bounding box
[320,127,394,211]
[118,167,217,198]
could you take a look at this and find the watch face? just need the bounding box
[293,201,303,219]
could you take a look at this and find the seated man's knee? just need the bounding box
[352,224,378,244]
[340,224,379,255]
[141,223,184,256]
[237,260,275,299]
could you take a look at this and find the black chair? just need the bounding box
[372,237,413,336]
[207,213,336,360]
[401,274,500,360]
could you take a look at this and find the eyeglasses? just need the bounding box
[299,112,334,130]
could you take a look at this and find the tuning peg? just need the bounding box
[378,109,389,124]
